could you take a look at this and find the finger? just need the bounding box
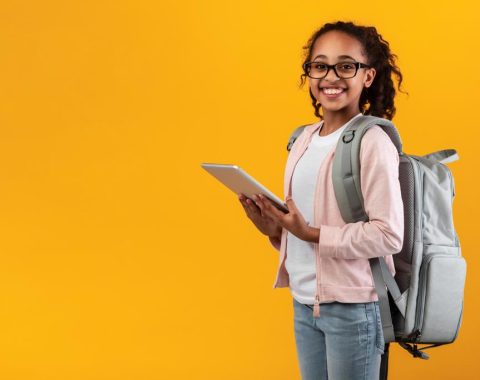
[239,198,250,213]
[251,194,263,209]
[253,194,273,217]
[238,193,248,206]
[285,196,299,213]
[238,194,249,209]
[239,195,259,217]
[246,198,261,215]
[258,194,285,220]
[250,196,268,219]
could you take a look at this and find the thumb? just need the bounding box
[285,196,298,212]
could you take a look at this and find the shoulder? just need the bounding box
[289,121,321,150]
[360,125,399,163]
[363,124,392,143]
[303,120,322,135]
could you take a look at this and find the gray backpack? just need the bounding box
[287,115,466,361]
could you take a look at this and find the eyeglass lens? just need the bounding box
[306,62,357,79]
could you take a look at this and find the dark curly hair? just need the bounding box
[299,21,408,120]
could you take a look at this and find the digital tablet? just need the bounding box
[201,163,289,213]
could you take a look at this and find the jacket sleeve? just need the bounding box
[268,235,281,251]
[317,126,404,260]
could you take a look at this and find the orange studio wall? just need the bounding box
[0,0,477,379]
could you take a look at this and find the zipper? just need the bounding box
[290,123,324,318]
[410,154,456,339]
[412,252,452,340]
[412,253,433,339]
[312,129,323,319]
[313,294,320,317]
[407,156,424,341]
[446,165,455,198]
[445,166,460,250]
[309,120,363,318]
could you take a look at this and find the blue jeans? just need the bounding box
[293,297,385,380]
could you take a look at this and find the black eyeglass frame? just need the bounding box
[302,61,372,79]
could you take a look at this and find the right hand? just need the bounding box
[238,193,282,238]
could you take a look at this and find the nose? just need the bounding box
[323,66,340,82]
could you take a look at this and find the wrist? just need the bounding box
[270,225,282,240]
[306,226,320,242]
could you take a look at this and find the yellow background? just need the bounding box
[0,0,477,378]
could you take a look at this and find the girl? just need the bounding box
[238,21,405,379]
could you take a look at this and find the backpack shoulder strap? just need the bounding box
[332,115,405,344]
[332,115,402,223]
[287,124,309,152]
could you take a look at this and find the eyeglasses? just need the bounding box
[302,61,372,79]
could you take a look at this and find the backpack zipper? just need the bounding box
[411,156,458,341]
[413,252,452,341]
[412,253,433,340]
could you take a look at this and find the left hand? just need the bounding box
[252,194,317,242]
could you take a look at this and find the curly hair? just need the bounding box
[299,21,408,120]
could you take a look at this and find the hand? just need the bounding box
[238,193,282,238]
[253,194,319,242]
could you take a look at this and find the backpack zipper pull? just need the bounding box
[313,294,320,317]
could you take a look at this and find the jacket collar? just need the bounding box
[303,113,363,138]
[303,120,323,137]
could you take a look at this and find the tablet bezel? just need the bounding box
[201,163,289,213]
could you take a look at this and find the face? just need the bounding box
[308,30,376,114]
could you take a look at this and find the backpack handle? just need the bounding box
[422,149,459,164]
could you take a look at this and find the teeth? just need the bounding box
[322,88,344,95]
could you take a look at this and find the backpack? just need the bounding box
[287,115,466,364]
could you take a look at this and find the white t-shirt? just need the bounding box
[286,113,363,304]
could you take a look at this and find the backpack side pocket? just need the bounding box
[415,252,466,343]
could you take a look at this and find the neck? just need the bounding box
[320,108,361,136]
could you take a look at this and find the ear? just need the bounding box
[364,67,376,88]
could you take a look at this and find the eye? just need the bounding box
[313,63,327,70]
[338,63,355,70]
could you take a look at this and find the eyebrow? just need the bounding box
[312,54,357,61]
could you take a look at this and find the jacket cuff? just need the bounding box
[318,224,338,258]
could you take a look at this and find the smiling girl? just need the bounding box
[238,21,405,379]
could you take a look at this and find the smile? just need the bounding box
[321,88,345,95]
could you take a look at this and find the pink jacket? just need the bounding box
[269,120,404,317]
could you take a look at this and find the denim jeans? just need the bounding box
[293,297,385,380]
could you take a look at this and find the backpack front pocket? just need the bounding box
[414,252,466,343]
